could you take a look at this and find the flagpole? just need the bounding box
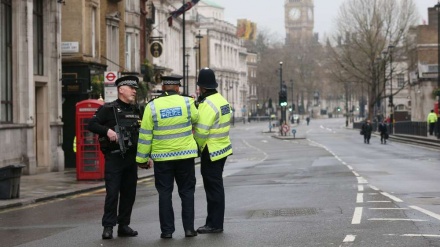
[182,0,186,95]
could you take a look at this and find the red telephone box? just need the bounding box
[435,102,439,116]
[75,99,105,180]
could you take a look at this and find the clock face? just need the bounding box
[308,9,313,20]
[289,8,301,21]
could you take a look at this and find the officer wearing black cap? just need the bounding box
[137,75,199,239]
[88,75,142,240]
[194,68,232,234]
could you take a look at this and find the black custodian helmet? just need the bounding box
[197,68,218,89]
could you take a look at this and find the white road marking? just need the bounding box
[357,177,368,184]
[352,207,363,224]
[346,165,353,170]
[401,234,440,238]
[368,218,427,222]
[369,208,408,210]
[342,235,356,242]
[357,193,364,203]
[368,201,392,203]
[369,185,380,191]
[410,206,440,221]
[381,192,403,202]
[358,185,364,192]
[352,171,360,177]
[341,161,347,165]
[368,193,378,195]
[261,140,268,143]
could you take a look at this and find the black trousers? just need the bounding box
[363,133,371,143]
[429,123,436,135]
[200,148,227,229]
[154,158,196,234]
[102,152,138,227]
[380,132,387,143]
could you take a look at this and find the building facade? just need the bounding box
[408,7,439,121]
[0,0,63,173]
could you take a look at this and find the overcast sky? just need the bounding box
[215,0,439,42]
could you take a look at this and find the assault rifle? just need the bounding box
[113,106,127,158]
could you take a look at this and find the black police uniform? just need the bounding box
[87,77,141,239]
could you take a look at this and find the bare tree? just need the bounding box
[329,0,419,120]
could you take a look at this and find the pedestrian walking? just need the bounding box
[87,76,142,240]
[194,68,233,234]
[361,119,373,144]
[427,109,438,136]
[306,116,310,125]
[378,120,388,144]
[136,75,199,239]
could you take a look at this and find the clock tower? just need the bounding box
[285,0,314,45]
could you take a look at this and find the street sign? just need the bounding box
[104,71,118,84]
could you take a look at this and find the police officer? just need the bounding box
[194,68,232,234]
[136,75,199,239]
[427,109,438,136]
[88,75,142,240]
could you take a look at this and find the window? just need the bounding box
[1,0,12,122]
[91,7,96,58]
[397,73,404,88]
[33,0,43,75]
[106,22,119,71]
[125,34,131,71]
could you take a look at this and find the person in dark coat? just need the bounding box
[361,119,373,144]
[88,76,142,240]
[378,120,388,144]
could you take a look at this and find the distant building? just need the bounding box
[407,7,439,121]
[0,1,63,173]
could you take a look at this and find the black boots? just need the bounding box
[117,225,138,237]
[102,226,113,239]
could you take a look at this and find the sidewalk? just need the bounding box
[0,167,155,211]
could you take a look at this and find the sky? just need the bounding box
[215,0,440,42]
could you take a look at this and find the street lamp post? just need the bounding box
[195,30,203,96]
[436,1,440,138]
[291,79,294,122]
[279,61,285,123]
[185,53,190,95]
[388,45,395,134]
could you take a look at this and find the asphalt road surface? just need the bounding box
[1,118,440,247]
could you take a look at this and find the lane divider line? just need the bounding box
[368,218,427,222]
[357,177,368,184]
[410,206,440,221]
[352,207,363,224]
[357,193,364,203]
[381,192,403,202]
[342,235,356,243]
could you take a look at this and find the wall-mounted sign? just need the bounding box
[150,42,163,58]
[61,42,79,53]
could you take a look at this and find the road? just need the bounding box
[1,118,440,247]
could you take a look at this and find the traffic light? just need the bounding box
[388,96,393,107]
[337,107,341,112]
[279,92,287,106]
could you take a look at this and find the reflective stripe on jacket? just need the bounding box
[136,93,199,162]
[194,93,232,161]
[427,112,438,123]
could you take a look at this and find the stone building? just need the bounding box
[0,0,63,173]
[197,0,249,119]
[408,7,440,121]
[61,0,148,168]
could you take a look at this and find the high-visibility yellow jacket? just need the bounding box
[194,92,232,161]
[427,112,438,123]
[136,91,199,162]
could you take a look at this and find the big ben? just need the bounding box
[285,0,314,45]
